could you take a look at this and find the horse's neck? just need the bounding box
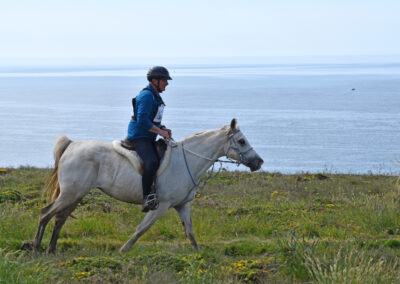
[179,128,226,181]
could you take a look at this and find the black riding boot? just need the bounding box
[142,183,159,212]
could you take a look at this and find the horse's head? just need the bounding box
[224,118,264,172]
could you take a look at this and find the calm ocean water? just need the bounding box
[1,63,400,173]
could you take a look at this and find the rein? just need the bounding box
[181,143,224,191]
[170,129,251,191]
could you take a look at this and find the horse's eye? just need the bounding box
[238,139,246,146]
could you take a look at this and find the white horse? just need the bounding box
[21,119,263,253]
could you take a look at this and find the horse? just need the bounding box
[21,119,263,253]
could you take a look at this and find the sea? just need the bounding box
[1,61,400,174]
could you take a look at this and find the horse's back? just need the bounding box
[60,140,107,171]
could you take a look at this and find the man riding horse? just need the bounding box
[20,67,264,254]
[21,119,263,253]
[127,66,172,212]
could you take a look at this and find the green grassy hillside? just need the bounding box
[1,168,399,283]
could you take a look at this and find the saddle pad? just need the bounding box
[112,141,171,177]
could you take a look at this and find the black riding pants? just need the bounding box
[129,138,159,197]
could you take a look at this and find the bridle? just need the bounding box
[225,130,254,166]
[170,129,254,190]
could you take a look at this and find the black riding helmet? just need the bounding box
[147,66,172,81]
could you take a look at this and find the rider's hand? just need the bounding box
[164,128,172,138]
[159,129,171,140]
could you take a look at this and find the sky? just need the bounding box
[1,0,400,61]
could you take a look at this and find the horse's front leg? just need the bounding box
[175,202,199,251]
[119,202,169,253]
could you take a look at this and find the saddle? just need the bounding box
[120,138,167,161]
[112,138,171,177]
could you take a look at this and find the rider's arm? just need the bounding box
[149,125,170,139]
[136,92,171,139]
[135,93,154,131]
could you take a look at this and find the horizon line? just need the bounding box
[1,54,400,67]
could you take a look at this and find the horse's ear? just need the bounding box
[230,118,237,131]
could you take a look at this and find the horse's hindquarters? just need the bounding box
[59,140,144,204]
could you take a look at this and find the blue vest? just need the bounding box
[127,84,165,140]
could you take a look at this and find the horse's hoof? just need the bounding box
[20,242,33,251]
[119,245,130,253]
[46,248,56,254]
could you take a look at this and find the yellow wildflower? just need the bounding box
[325,203,335,207]
[271,190,279,198]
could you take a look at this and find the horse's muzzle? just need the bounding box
[249,158,264,172]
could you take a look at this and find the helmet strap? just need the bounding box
[156,79,161,93]
[150,79,161,93]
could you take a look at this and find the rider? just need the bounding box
[127,66,172,212]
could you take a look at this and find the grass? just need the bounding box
[0,167,400,283]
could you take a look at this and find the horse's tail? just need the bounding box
[47,135,73,202]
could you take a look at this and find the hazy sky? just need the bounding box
[1,0,399,59]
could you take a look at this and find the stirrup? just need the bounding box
[144,193,159,211]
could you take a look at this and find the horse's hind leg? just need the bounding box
[20,201,58,251]
[32,202,57,249]
[21,193,79,251]
[46,202,78,254]
[175,203,199,251]
[119,202,170,253]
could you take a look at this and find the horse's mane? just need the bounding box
[180,125,230,144]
